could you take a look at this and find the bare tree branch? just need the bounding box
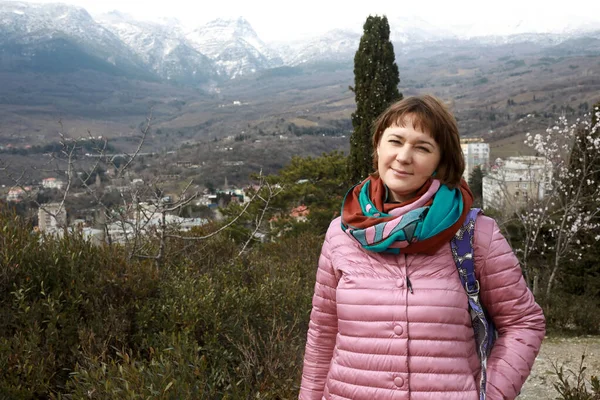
[237,181,283,258]
[116,110,152,179]
[166,173,266,242]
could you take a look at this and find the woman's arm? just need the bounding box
[299,227,340,400]
[474,216,546,400]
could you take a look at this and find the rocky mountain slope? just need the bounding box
[96,11,218,85]
[3,0,599,83]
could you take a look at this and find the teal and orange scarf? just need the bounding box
[341,176,473,254]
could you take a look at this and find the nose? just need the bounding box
[396,145,412,164]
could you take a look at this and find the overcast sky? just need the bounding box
[6,0,600,41]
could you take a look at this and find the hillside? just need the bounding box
[1,1,600,185]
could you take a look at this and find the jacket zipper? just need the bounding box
[406,276,413,294]
[405,252,413,294]
[404,253,412,399]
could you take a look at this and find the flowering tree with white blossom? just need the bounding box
[520,107,600,299]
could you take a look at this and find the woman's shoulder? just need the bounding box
[329,216,343,226]
[474,213,513,258]
[474,213,497,240]
[323,216,362,251]
[325,216,343,237]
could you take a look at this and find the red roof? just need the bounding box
[290,205,309,218]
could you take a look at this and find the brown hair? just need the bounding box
[371,94,465,187]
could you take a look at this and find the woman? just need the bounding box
[299,95,545,400]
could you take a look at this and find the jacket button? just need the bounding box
[396,278,404,288]
[394,376,404,387]
[394,325,403,335]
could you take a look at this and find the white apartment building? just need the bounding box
[482,156,553,212]
[42,177,65,190]
[105,213,209,244]
[38,203,68,232]
[461,138,490,181]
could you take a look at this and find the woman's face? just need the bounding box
[376,116,441,202]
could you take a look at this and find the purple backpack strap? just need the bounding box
[450,208,496,400]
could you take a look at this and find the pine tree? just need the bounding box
[348,15,402,184]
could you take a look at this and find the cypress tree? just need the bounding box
[348,15,402,184]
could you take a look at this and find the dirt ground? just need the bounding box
[517,336,600,399]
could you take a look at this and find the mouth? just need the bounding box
[391,168,413,177]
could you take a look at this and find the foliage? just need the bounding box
[485,109,600,333]
[517,110,600,299]
[570,101,600,212]
[266,151,349,235]
[1,138,599,400]
[0,140,116,156]
[0,209,159,398]
[553,355,600,399]
[221,151,349,247]
[544,292,600,334]
[287,119,352,137]
[348,15,402,184]
[0,205,322,398]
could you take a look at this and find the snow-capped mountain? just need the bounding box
[271,15,586,66]
[1,0,600,84]
[273,29,360,66]
[447,13,600,40]
[0,1,146,73]
[387,15,459,44]
[186,17,282,79]
[97,11,218,84]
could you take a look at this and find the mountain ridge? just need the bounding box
[2,0,599,83]
[1,0,600,172]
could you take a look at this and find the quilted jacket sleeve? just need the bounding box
[299,224,339,400]
[474,216,546,400]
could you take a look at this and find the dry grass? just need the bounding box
[519,336,600,399]
[488,132,537,160]
[288,118,319,127]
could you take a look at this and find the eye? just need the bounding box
[389,139,402,144]
[417,146,431,152]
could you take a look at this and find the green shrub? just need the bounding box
[0,206,323,398]
[66,333,211,399]
[0,209,160,397]
[544,292,600,335]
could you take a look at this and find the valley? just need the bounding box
[1,1,600,188]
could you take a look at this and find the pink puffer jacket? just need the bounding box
[299,215,545,400]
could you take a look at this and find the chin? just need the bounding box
[386,178,416,192]
[387,186,417,201]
